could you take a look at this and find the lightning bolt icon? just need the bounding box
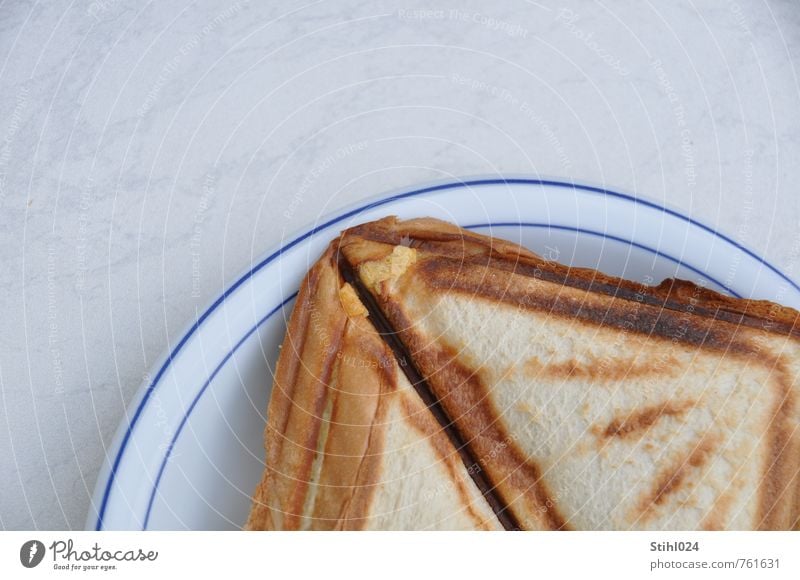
[29,542,38,564]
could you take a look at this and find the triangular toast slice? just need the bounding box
[246,241,501,530]
[338,217,800,530]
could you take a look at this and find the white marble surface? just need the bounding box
[1,0,799,530]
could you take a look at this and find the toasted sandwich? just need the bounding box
[249,216,800,530]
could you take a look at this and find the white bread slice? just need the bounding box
[339,217,800,530]
[245,241,501,530]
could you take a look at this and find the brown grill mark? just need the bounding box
[701,490,734,530]
[399,395,497,529]
[415,256,758,357]
[342,218,800,337]
[524,355,680,383]
[297,322,395,529]
[757,360,796,530]
[271,259,321,437]
[383,299,570,530]
[332,393,385,530]
[635,435,719,523]
[283,270,347,528]
[599,401,695,440]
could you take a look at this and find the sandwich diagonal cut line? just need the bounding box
[337,252,520,531]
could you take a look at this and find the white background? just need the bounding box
[1,0,799,530]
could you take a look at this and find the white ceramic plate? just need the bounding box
[87,177,800,530]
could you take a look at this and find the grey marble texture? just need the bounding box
[1,0,799,530]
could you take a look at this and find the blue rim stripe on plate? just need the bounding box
[97,178,795,530]
[140,222,738,529]
[141,293,297,530]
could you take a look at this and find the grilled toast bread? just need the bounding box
[249,216,800,530]
[338,217,800,530]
